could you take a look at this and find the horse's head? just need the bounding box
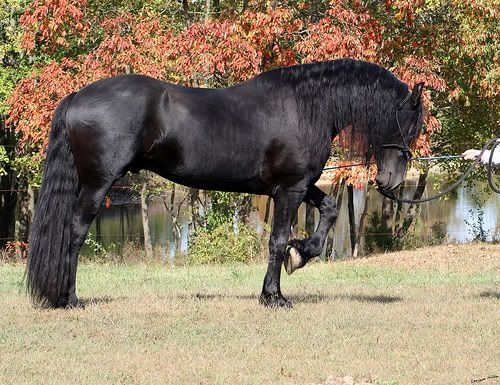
[374,82,425,191]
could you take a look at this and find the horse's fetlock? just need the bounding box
[269,236,288,256]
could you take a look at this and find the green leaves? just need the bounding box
[0,145,9,176]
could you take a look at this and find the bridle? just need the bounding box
[376,92,414,162]
[373,92,500,203]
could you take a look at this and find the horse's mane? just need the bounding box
[257,59,419,158]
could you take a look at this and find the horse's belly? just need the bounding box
[142,140,268,193]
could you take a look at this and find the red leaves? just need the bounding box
[295,4,381,63]
[7,60,77,152]
[326,162,377,189]
[20,0,89,54]
[5,240,29,260]
[171,8,300,85]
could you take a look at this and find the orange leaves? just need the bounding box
[20,0,89,54]
[171,8,300,85]
[7,59,78,153]
[5,240,29,260]
[295,3,381,63]
[394,56,446,92]
[326,162,377,190]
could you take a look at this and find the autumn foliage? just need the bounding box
[8,0,495,189]
[19,0,89,54]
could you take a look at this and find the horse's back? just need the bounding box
[67,74,166,123]
[143,80,313,193]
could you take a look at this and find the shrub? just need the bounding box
[0,240,29,262]
[364,212,394,254]
[187,223,265,265]
[429,221,447,245]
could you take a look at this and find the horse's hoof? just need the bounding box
[284,246,303,275]
[67,296,85,309]
[259,293,293,308]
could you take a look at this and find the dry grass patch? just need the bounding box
[345,243,500,274]
[0,243,498,385]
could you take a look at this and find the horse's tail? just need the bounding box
[27,92,79,307]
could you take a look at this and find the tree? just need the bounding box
[5,0,497,256]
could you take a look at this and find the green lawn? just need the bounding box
[0,244,499,385]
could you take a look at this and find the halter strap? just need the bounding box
[374,92,413,161]
[397,92,412,110]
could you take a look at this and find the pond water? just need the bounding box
[83,178,500,259]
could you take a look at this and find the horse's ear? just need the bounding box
[411,82,425,106]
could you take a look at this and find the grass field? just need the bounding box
[0,243,499,385]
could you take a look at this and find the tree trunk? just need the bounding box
[0,116,18,248]
[125,206,131,242]
[242,0,249,12]
[205,0,211,23]
[239,194,253,225]
[0,172,17,249]
[379,196,394,250]
[394,181,407,233]
[305,203,315,236]
[189,188,202,231]
[14,182,30,242]
[347,184,356,257]
[322,183,335,260]
[0,184,16,248]
[141,181,152,259]
[27,184,35,238]
[213,0,220,16]
[327,179,346,261]
[120,205,125,243]
[182,0,189,14]
[95,212,101,246]
[163,183,183,255]
[353,185,371,257]
[335,180,346,216]
[381,197,394,233]
[263,196,272,224]
[395,169,429,238]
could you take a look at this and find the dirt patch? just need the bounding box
[343,243,500,274]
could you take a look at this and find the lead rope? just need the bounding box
[487,139,500,194]
[376,137,499,204]
[323,154,463,171]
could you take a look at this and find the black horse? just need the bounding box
[27,58,424,308]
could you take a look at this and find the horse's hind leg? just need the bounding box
[67,181,114,307]
[284,185,337,275]
[260,186,306,307]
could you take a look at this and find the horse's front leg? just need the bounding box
[284,185,337,274]
[260,187,305,308]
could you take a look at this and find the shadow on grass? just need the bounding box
[80,296,123,306]
[479,291,500,300]
[188,292,333,303]
[186,293,258,301]
[185,292,402,304]
[333,293,402,303]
